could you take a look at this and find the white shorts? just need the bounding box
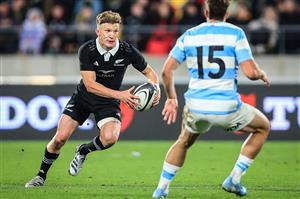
[183,103,256,134]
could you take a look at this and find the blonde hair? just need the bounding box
[96,11,122,27]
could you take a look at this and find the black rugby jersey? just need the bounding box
[76,39,148,103]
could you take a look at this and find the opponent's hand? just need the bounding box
[117,86,139,109]
[152,84,161,107]
[162,98,178,125]
[260,70,270,87]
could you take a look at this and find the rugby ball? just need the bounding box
[133,82,157,111]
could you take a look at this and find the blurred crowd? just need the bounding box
[0,0,299,55]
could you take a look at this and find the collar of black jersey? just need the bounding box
[95,38,119,56]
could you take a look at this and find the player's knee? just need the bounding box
[256,119,270,138]
[264,120,271,136]
[100,132,118,147]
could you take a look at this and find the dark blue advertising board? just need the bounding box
[0,84,299,140]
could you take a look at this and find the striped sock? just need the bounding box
[230,154,253,184]
[79,135,108,155]
[37,148,59,180]
[157,162,181,190]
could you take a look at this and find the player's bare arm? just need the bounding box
[240,60,270,86]
[142,64,161,106]
[161,56,180,125]
[80,70,139,108]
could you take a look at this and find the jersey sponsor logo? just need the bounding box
[114,59,125,66]
[99,70,115,74]
[97,70,115,78]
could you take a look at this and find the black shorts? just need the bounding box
[63,92,121,126]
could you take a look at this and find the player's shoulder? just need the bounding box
[188,22,245,43]
[220,22,245,34]
[119,40,141,55]
[182,22,211,37]
[119,40,134,53]
[78,39,97,53]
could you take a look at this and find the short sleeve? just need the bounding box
[78,43,94,71]
[130,45,147,72]
[169,34,186,64]
[235,29,254,64]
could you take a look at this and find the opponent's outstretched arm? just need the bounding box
[240,60,270,87]
[161,56,180,125]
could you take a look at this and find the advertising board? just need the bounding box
[0,85,299,140]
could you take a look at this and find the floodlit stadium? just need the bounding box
[0,0,299,199]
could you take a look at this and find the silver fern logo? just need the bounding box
[114,59,125,66]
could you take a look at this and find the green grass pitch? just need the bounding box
[0,141,299,199]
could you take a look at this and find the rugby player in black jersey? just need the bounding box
[25,11,160,188]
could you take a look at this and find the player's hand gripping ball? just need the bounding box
[133,82,157,111]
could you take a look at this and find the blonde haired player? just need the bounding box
[25,11,160,188]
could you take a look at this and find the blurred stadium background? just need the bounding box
[0,0,299,198]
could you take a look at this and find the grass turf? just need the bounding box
[0,141,299,199]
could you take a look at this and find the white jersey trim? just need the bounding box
[184,34,237,47]
[188,78,235,91]
[236,38,251,51]
[186,98,238,112]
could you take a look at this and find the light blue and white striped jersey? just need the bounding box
[170,22,253,115]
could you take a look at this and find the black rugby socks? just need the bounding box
[79,135,108,155]
[37,148,59,180]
